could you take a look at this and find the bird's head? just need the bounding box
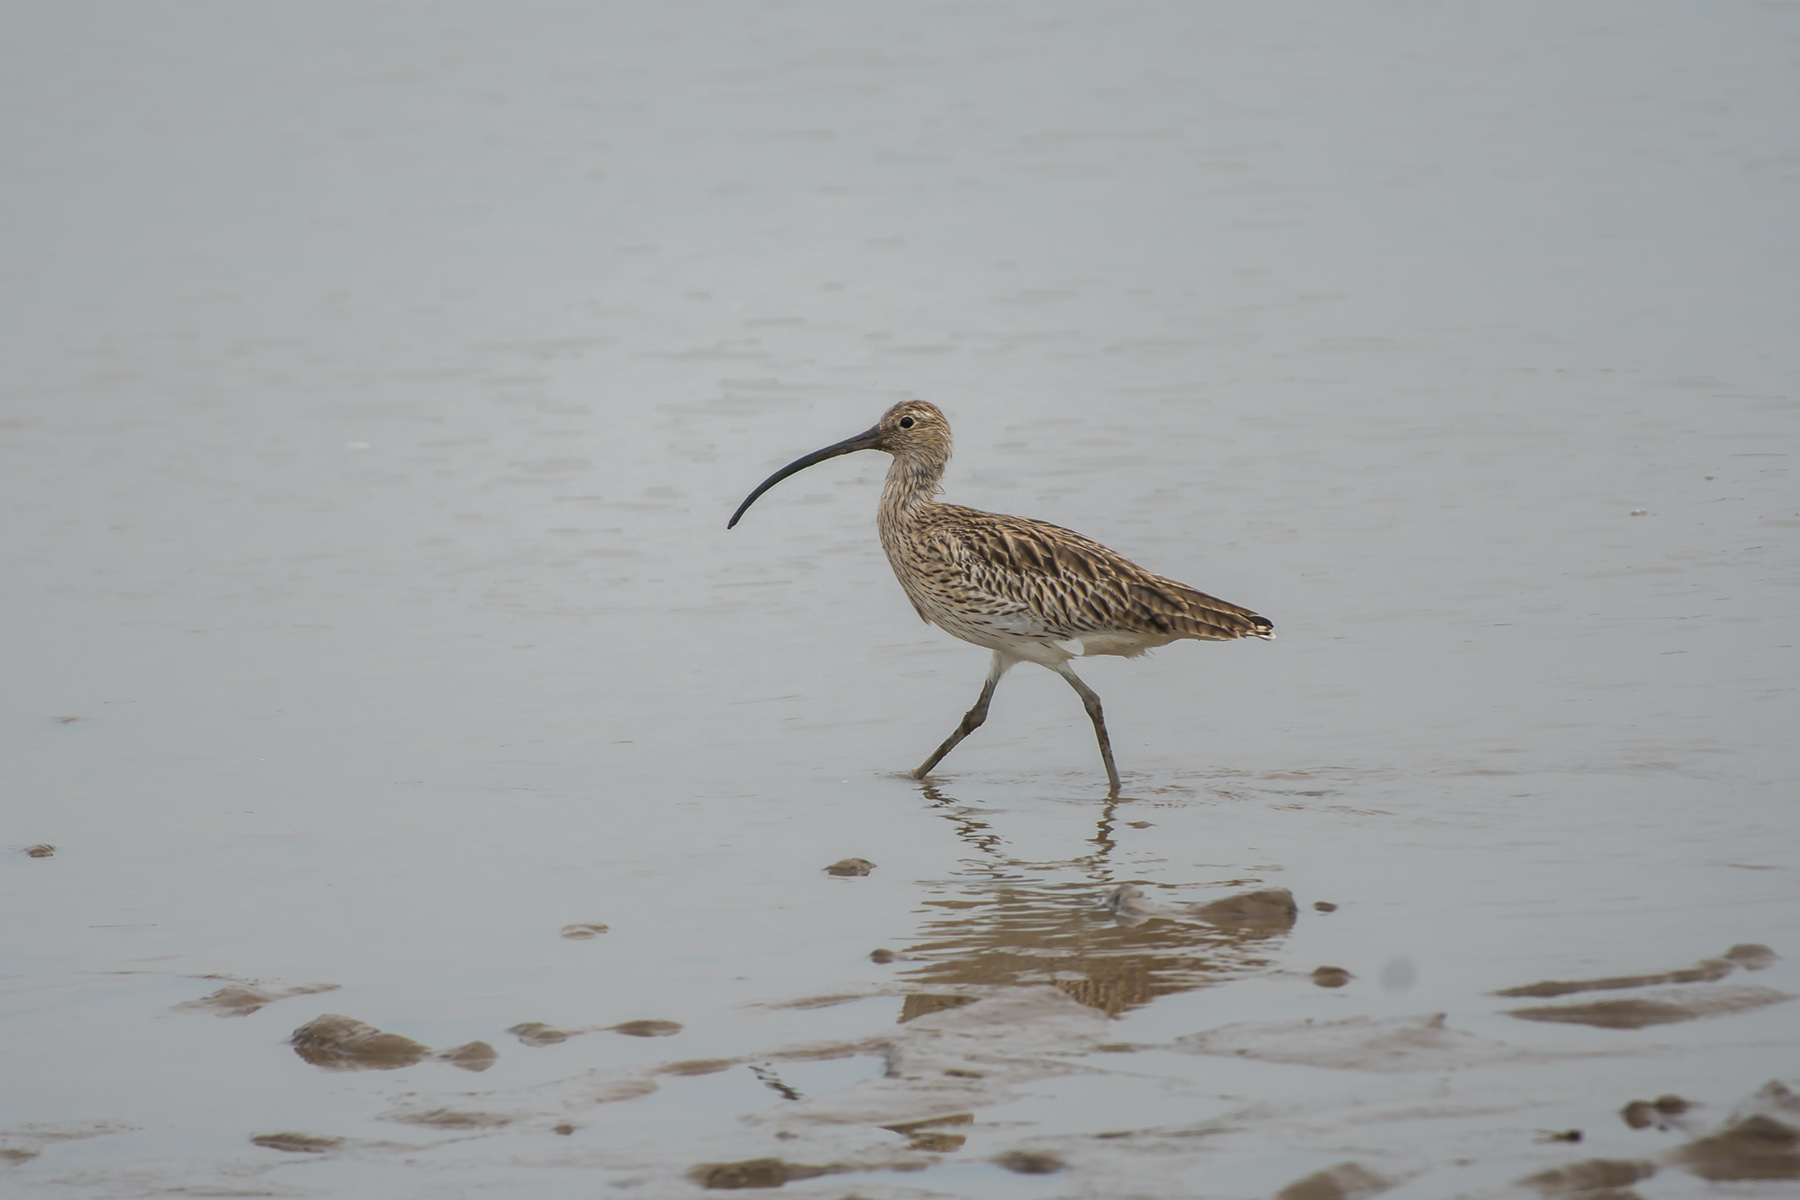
[727,400,953,528]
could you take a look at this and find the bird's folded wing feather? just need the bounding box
[923,507,1272,642]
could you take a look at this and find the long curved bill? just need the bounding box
[727,426,884,528]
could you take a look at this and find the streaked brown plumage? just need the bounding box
[728,400,1272,794]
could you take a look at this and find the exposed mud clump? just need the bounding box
[439,1040,498,1071]
[1724,943,1780,970]
[690,1157,841,1188]
[1313,900,1338,912]
[994,1149,1064,1174]
[1274,1161,1392,1200]
[1495,948,1771,999]
[291,1015,431,1069]
[1679,1115,1800,1180]
[173,981,341,1018]
[290,1015,491,1072]
[1504,985,1792,1029]
[22,844,55,858]
[1312,966,1353,988]
[661,1058,740,1076]
[250,1132,344,1153]
[509,1022,577,1046]
[560,922,610,939]
[611,1019,683,1037]
[825,858,876,877]
[870,948,896,963]
[885,1113,971,1152]
[1192,887,1297,931]
[899,994,978,1023]
[1621,1094,1692,1130]
[1677,1082,1800,1181]
[389,1109,514,1128]
[1517,1157,1655,1197]
[2,1147,41,1162]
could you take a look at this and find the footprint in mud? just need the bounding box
[172,980,340,1018]
[289,1015,496,1072]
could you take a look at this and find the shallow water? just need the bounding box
[4,2,1798,1197]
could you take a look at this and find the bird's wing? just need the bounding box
[927,507,1272,642]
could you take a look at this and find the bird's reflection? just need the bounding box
[897,783,1294,1018]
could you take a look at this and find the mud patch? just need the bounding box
[388,1109,514,1129]
[661,1058,742,1076]
[21,844,54,858]
[1724,943,1780,971]
[994,1148,1063,1174]
[290,1014,494,1071]
[509,1021,583,1046]
[250,1132,345,1153]
[1191,887,1298,931]
[1503,985,1791,1029]
[1274,1161,1393,1200]
[1517,1157,1655,1197]
[690,1157,843,1188]
[883,1113,971,1152]
[899,994,978,1023]
[612,1019,682,1037]
[1620,1094,1692,1130]
[1494,947,1770,999]
[172,980,340,1018]
[824,858,876,877]
[560,922,609,939]
[1312,966,1353,988]
[1677,1082,1800,1182]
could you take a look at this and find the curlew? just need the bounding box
[727,401,1272,794]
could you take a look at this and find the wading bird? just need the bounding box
[727,401,1272,794]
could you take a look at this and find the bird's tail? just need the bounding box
[1141,580,1274,642]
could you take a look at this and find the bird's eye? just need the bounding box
[898,415,915,429]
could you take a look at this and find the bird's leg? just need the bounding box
[912,651,1013,780]
[1053,662,1122,796]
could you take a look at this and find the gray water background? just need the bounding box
[4,3,1798,1197]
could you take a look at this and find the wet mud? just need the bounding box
[1496,946,1777,998]
[1504,985,1791,1029]
[1518,1157,1656,1197]
[171,980,339,1018]
[1272,1162,1393,1200]
[289,1015,495,1072]
[1675,1082,1800,1182]
[249,1133,344,1154]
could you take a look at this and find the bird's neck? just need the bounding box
[879,452,945,524]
